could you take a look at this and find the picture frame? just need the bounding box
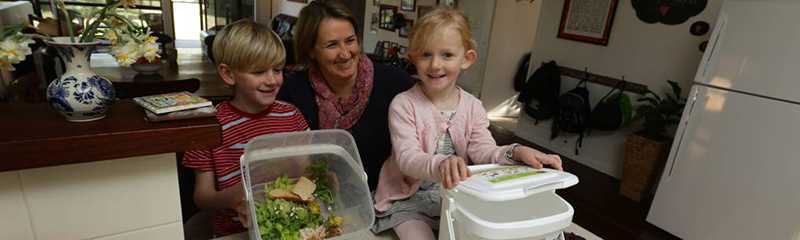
[374,41,387,58]
[398,19,413,38]
[398,46,407,57]
[417,5,433,18]
[401,0,416,11]
[557,0,619,46]
[379,5,397,31]
[438,0,457,8]
[370,13,379,33]
[287,0,307,3]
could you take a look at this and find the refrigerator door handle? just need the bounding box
[666,87,701,177]
[698,13,727,81]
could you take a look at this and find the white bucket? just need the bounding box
[439,164,579,240]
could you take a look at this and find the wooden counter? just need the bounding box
[0,99,221,172]
[0,100,221,239]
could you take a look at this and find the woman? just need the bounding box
[278,0,414,190]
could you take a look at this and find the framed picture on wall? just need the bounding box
[557,0,619,46]
[438,0,457,8]
[401,0,416,11]
[287,0,308,3]
[399,19,413,38]
[379,5,397,31]
[417,5,433,18]
[370,13,379,33]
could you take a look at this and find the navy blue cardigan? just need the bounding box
[278,63,414,190]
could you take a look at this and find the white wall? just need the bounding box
[458,0,496,97]
[273,0,307,17]
[480,0,543,111]
[515,0,722,178]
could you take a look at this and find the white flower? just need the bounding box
[0,37,33,70]
[111,41,141,67]
[105,31,118,45]
[141,41,160,63]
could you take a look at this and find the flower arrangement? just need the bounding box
[46,0,159,67]
[108,27,161,67]
[0,25,34,71]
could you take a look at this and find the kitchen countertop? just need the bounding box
[0,99,221,172]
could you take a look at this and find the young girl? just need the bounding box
[372,8,563,240]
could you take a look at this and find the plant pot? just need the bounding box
[46,37,115,122]
[131,62,163,75]
[620,133,670,202]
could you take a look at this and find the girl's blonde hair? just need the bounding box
[212,19,285,72]
[408,8,476,60]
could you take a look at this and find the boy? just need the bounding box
[182,19,308,238]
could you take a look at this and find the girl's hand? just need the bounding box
[514,146,564,171]
[439,155,471,189]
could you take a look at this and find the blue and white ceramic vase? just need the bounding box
[46,37,115,122]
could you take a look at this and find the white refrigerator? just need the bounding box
[647,1,800,239]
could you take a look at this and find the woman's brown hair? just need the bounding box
[293,0,359,66]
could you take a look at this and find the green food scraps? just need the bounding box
[255,160,342,240]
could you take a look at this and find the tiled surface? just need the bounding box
[0,171,34,240]
[93,222,183,240]
[20,153,181,239]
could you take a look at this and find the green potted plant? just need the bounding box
[620,80,686,202]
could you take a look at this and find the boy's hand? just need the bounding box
[234,197,251,229]
[439,155,471,189]
[514,146,564,171]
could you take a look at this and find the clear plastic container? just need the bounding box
[240,129,374,240]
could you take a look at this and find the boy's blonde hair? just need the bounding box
[212,19,285,72]
[408,8,477,61]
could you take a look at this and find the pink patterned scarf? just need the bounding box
[309,55,374,130]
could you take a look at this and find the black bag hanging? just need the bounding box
[518,61,561,123]
[590,81,630,131]
[551,79,591,155]
[513,52,532,92]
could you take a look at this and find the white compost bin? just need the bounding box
[240,129,374,240]
[440,164,579,240]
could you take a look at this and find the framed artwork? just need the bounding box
[374,41,387,58]
[401,0,416,11]
[398,46,407,57]
[438,0,457,8]
[370,13,379,33]
[417,5,433,18]
[399,19,413,38]
[557,0,619,46]
[379,5,397,31]
[287,0,307,3]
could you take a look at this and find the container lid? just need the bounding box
[456,164,578,202]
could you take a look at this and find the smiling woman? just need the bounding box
[277,0,414,191]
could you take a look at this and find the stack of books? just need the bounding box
[133,91,216,122]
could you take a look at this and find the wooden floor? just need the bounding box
[488,124,681,240]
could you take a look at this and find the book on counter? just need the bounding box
[133,91,212,115]
[144,105,216,122]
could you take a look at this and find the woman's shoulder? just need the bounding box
[372,63,414,90]
[283,69,310,84]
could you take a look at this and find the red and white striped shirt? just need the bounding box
[183,101,308,237]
